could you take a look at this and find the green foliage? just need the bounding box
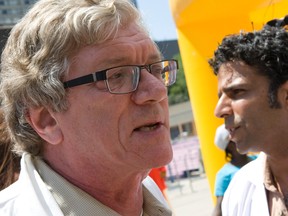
[168,53,189,105]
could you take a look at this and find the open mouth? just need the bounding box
[134,122,160,132]
[228,126,240,138]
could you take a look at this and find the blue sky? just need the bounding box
[136,0,178,41]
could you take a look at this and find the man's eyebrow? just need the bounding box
[217,91,222,99]
[217,83,236,98]
[147,53,163,63]
[219,82,248,98]
[105,54,163,66]
[105,57,128,65]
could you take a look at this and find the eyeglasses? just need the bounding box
[63,59,178,94]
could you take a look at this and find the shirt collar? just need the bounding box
[34,157,171,216]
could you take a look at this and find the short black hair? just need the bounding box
[209,26,288,108]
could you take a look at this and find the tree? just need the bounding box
[168,53,189,105]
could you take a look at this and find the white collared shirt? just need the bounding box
[0,153,171,216]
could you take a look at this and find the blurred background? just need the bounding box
[0,0,287,215]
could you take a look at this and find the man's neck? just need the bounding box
[79,179,144,216]
[267,155,288,197]
[43,146,147,215]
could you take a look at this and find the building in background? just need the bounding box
[169,101,197,140]
[0,0,37,56]
[0,0,37,26]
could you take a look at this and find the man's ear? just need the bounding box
[26,107,63,145]
[280,81,288,104]
[278,81,288,109]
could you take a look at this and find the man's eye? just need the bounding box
[233,89,244,94]
[153,66,163,73]
[151,66,163,80]
[229,89,245,98]
[107,67,134,80]
[109,72,123,80]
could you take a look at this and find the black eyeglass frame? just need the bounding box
[63,59,178,94]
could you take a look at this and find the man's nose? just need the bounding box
[214,94,232,118]
[131,69,167,104]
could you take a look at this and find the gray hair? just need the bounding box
[0,0,147,156]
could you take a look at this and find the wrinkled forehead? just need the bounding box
[217,61,266,93]
[217,62,249,92]
[66,23,161,79]
[218,62,245,83]
[217,61,258,79]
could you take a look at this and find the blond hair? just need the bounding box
[1,0,147,155]
[0,109,20,190]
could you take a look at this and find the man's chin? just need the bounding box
[150,151,173,168]
[235,143,250,155]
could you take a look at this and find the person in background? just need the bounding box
[0,110,20,191]
[149,166,169,198]
[209,18,288,215]
[0,0,178,215]
[149,166,174,212]
[212,124,255,216]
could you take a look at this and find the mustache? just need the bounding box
[225,115,241,128]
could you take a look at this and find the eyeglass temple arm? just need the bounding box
[63,72,106,88]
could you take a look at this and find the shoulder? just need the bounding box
[225,153,264,191]
[0,181,21,215]
[143,176,164,197]
[0,180,21,201]
[142,176,168,206]
[221,153,268,215]
[233,152,264,181]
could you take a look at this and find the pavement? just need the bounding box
[165,174,214,216]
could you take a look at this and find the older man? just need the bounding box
[0,0,178,215]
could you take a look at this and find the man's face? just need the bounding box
[54,23,173,175]
[214,61,288,155]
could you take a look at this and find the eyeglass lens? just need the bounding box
[106,66,140,94]
[106,60,177,94]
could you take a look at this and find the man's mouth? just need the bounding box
[229,128,235,133]
[134,123,160,132]
[227,125,240,138]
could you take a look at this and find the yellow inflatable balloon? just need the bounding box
[169,0,288,203]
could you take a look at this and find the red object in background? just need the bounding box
[149,166,167,192]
